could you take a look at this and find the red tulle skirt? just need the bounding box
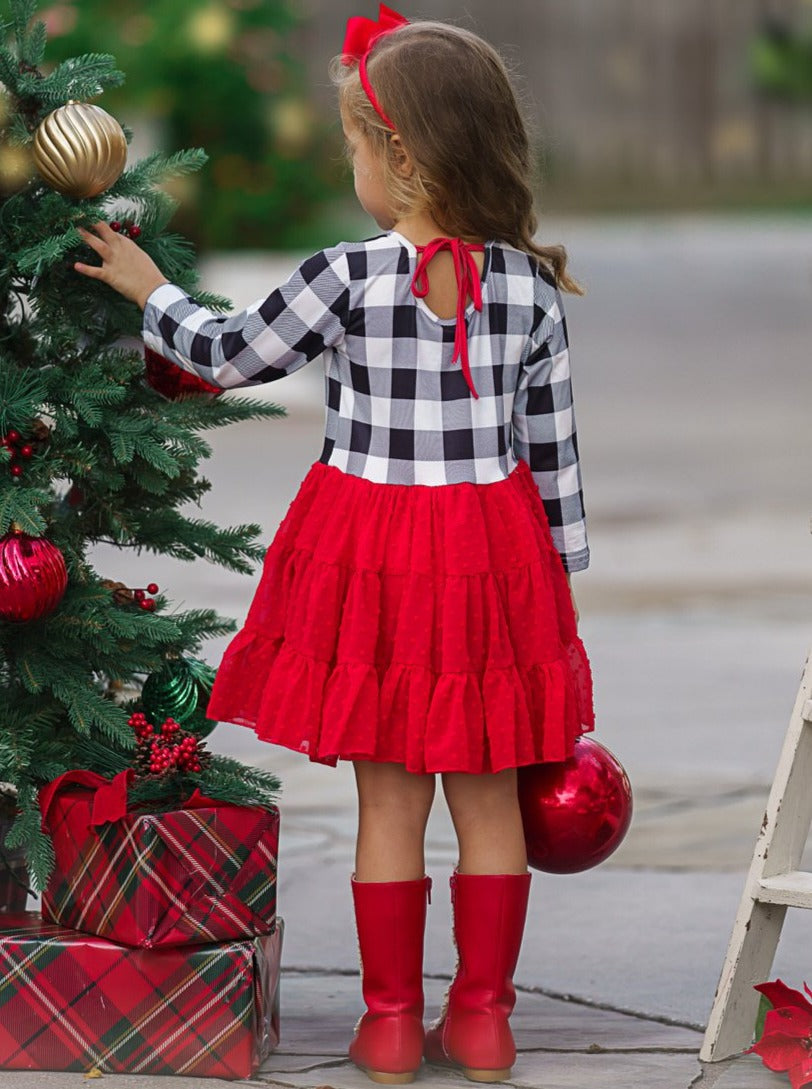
[206,458,594,775]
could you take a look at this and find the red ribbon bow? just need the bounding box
[38,768,222,832]
[342,4,408,130]
[412,237,485,399]
[342,4,408,64]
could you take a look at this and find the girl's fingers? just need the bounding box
[74,261,105,280]
[93,220,119,239]
[77,227,106,254]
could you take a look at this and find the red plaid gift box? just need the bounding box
[39,770,279,948]
[0,911,282,1078]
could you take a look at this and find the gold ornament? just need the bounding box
[32,100,127,198]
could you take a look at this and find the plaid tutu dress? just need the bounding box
[143,231,594,774]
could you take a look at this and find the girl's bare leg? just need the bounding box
[442,769,527,874]
[354,760,436,881]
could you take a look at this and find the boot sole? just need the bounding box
[361,1070,418,1085]
[426,1056,513,1084]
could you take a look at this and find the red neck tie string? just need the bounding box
[411,237,485,400]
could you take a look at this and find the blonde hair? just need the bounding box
[331,20,582,294]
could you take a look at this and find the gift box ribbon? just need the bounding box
[38,769,222,833]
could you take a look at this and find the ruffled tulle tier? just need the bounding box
[207,458,594,774]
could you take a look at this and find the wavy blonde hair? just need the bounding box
[331,20,582,294]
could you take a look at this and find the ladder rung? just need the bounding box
[759,871,812,907]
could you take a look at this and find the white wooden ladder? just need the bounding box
[701,650,812,1061]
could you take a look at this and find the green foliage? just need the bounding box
[752,22,812,100]
[0,0,285,891]
[38,0,343,251]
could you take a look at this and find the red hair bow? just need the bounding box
[342,4,408,130]
[343,4,408,64]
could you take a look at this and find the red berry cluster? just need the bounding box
[110,219,142,240]
[129,712,208,778]
[133,582,160,612]
[2,429,35,478]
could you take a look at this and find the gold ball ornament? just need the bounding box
[32,100,127,198]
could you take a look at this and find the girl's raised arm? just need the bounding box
[142,246,351,389]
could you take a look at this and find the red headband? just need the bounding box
[342,3,408,131]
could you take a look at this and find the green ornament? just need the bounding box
[141,656,218,737]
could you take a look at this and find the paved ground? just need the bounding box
[3,215,811,1088]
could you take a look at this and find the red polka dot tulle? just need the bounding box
[206,458,594,774]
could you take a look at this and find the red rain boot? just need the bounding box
[348,875,432,1085]
[424,871,531,1083]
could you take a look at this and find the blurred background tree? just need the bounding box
[753,15,812,99]
[37,0,345,251]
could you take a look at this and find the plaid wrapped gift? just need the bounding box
[39,770,279,948]
[0,911,282,1078]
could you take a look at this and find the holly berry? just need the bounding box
[146,583,159,595]
[6,430,20,444]
[10,464,23,477]
[110,221,121,232]
[140,598,156,611]
[133,589,146,602]
[127,224,141,240]
[19,445,33,458]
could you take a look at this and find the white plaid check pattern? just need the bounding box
[142,231,589,571]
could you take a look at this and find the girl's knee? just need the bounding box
[442,768,519,822]
[355,760,435,821]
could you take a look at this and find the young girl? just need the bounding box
[75,5,594,1083]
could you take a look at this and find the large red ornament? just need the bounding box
[518,737,633,874]
[144,347,222,400]
[0,530,68,622]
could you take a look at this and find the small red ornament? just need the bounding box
[133,589,145,602]
[144,346,222,400]
[127,224,141,240]
[110,221,121,232]
[140,598,156,611]
[0,529,68,622]
[9,464,22,477]
[19,445,33,458]
[146,582,159,595]
[6,430,20,444]
[518,737,633,874]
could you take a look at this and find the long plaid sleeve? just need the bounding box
[142,246,351,389]
[511,280,589,572]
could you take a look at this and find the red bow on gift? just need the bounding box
[342,3,408,65]
[38,768,222,832]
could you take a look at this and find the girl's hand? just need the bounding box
[73,221,169,310]
[565,573,579,627]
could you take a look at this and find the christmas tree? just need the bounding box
[0,0,282,891]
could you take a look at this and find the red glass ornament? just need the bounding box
[0,531,68,621]
[518,738,633,874]
[144,346,222,400]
